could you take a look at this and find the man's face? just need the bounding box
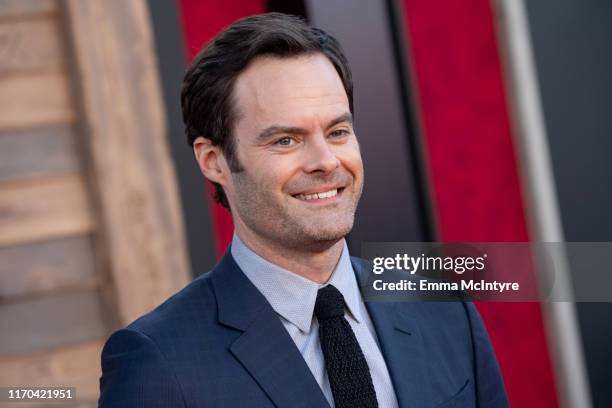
[224,53,364,251]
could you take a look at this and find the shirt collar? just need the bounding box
[230,234,362,333]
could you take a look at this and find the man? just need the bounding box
[99,13,508,407]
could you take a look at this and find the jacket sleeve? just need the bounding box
[98,328,186,407]
[463,302,510,408]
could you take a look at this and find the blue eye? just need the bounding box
[330,129,349,138]
[275,137,294,146]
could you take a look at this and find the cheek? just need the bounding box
[250,158,296,195]
[338,144,364,177]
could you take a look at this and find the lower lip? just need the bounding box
[293,188,345,205]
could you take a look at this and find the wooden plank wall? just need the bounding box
[0,1,105,406]
[0,1,191,406]
[64,0,191,326]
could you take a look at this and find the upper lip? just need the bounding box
[292,185,344,196]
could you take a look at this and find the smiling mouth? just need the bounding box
[293,187,345,201]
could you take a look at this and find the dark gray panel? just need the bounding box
[266,0,307,17]
[306,0,430,254]
[526,0,612,242]
[525,1,612,406]
[147,0,217,276]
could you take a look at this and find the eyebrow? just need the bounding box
[255,112,354,143]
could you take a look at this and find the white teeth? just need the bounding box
[296,189,338,201]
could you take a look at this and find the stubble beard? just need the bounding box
[230,170,362,252]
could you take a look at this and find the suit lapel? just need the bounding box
[352,257,432,408]
[211,250,330,408]
[230,312,331,408]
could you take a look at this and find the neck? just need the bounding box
[235,229,345,284]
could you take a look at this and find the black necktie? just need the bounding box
[314,285,378,408]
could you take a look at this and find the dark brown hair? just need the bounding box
[181,12,353,208]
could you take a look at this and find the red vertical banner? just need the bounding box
[177,0,266,257]
[402,0,558,406]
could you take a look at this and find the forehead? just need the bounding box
[232,53,349,127]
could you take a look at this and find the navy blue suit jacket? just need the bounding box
[99,250,509,407]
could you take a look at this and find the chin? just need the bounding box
[304,220,354,243]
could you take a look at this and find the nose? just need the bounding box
[302,134,340,174]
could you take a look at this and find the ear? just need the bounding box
[193,136,229,186]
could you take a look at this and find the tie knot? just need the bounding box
[314,285,345,321]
